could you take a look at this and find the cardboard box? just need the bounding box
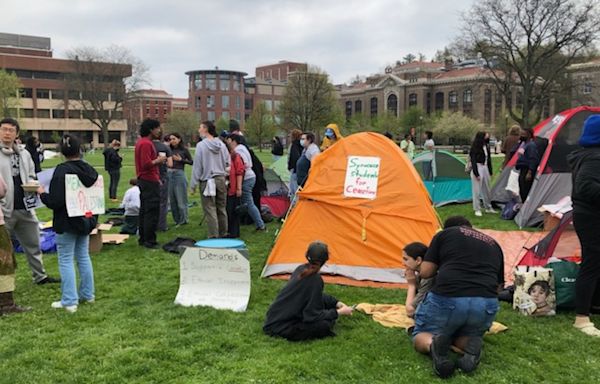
[89,223,113,253]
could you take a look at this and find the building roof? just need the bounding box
[184,68,247,76]
[393,61,444,72]
[127,89,173,100]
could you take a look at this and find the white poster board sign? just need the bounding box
[65,174,105,217]
[175,247,251,312]
[343,156,381,199]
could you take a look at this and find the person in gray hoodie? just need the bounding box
[190,121,230,238]
[0,117,59,285]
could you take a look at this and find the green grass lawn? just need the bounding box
[1,148,597,384]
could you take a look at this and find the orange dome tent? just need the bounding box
[262,132,440,286]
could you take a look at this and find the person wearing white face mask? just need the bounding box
[296,132,320,188]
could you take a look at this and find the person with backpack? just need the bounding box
[469,131,496,217]
[39,135,98,313]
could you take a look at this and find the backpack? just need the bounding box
[501,197,521,220]
[162,237,197,254]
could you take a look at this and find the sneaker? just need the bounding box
[430,334,455,378]
[36,276,61,285]
[51,301,77,313]
[485,208,497,214]
[256,226,267,232]
[0,304,32,316]
[474,210,482,217]
[456,337,483,373]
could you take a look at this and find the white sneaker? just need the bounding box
[485,208,497,214]
[474,210,483,217]
[51,301,78,313]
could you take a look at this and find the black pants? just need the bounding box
[278,320,336,342]
[518,168,534,203]
[138,179,160,246]
[120,215,139,235]
[108,169,120,199]
[574,208,600,315]
[226,195,241,238]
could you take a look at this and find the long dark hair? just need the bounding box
[169,132,185,150]
[470,131,486,155]
[299,242,329,279]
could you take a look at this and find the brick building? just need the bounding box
[568,58,600,108]
[0,32,131,146]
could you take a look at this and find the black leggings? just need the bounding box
[574,209,600,315]
[278,320,336,342]
[518,168,534,203]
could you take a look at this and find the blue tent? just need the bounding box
[412,150,472,207]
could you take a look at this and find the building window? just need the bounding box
[37,109,50,118]
[583,80,593,95]
[388,94,398,116]
[235,96,241,109]
[407,93,417,108]
[222,111,230,119]
[21,109,34,118]
[206,74,216,90]
[19,88,33,98]
[435,92,444,111]
[14,70,33,79]
[370,97,378,117]
[233,79,241,91]
[36,89,50,99]
[345,101,352,120]
[409,75,418,83]
[222,95,230,108]
[235,112,241,121]
[207,111,215,121]
[220,74,230,91]
[113,111,123,119]
[68,110,81,119]
[195,96,201,109]
[68,90,80,100]
[51,90,65,100]
[145,108,150,116]
[194,74,203,90]
[484,89,492,124]
[355,100,362,114]
[207,95,215,108]
[52,109,66,119]
[463,89,473,105]
[34,71,61,80]
[265,100,273,111]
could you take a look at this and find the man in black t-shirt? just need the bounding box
[153,136,173,232]
[412,216,504,378]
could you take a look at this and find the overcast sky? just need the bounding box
[3,0,475,97]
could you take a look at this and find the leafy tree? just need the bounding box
[65,45,149,148]
[459,0,600,129]
[0,69,21,117]
[279,66,339,136]
[215,117,230,134]
[399,107,427,133]
[345,113,376,134]
[164,110,198,146]
[373,112,401,135]
[433,112,483,145]
[246,101,275,151]
[403,53,416,64]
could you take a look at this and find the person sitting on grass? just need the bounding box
[403,242,432,318]
[120,179,140,235]
[412,216,504,378]
[263,241,354,341]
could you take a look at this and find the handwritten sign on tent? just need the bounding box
[65,174,105,217]
[343,156,381,199]
[175,247,251,312]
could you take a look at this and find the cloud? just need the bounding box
[1,0,476,96]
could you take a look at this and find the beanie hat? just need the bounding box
[306,241,329,265]
[579,115,600,147]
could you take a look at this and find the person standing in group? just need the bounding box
[226,134,266,232]
[225,137,245,238]
[190,121,230,238]
[501,125,521,169]
[134,119,166,249]
[102,139,123,202]
[287,129,303,198]
[514,127,540,203]
[271,136,284,161]
[320,123,343,151]
[400,134,416,160]
[423,131,435,150]
[568,115,600,337]
[153,134,173,232]
[39,135,98,313]
[25,136,43,174]
[0,173,30,315]
[168,133,193,227]
[296,132,320,188]
[469,131,496,217]
[0,118,59,285]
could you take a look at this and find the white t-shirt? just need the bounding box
[424,139,435,151]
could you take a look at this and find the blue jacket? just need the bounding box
[515,141,539,172]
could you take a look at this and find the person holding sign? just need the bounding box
[263,241,353,341]
[39,135,98,313]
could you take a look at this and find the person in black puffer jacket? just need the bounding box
[39,134,98,313]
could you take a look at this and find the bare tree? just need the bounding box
[65,45,149,147]
[246,101,275,151]
[0,69,21,117]
[460,0,600,129]
[279,66,339,134]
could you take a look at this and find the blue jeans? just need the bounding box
[55,233,95,306]
[168,169,189,225]
[288,171,298,199]
[242,177,264,229]
[412,292,498,339]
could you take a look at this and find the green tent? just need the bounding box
[269,156,291,184]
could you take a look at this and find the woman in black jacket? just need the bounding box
[25,136,43,173]
[287,129,303,197]
[39,135,98,313]
[271,136,284,160]
[263,241,353,341]
[469,131,495,217]
[568,115,600,337]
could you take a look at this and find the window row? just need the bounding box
[192,74,242,91]
[195,111,243,122]
[18,88,112,101]
[195,95,243,109]
[14,109,122,119]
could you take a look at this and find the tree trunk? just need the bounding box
[102,124,110,149]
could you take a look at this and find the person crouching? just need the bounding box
[263,241,353,341]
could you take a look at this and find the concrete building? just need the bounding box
[0,32,131,146]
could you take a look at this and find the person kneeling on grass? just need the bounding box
[412,216,504,378]
[263,241,353,341]
[39,135,98,313]
[120,179,140,235]
[403,242,432,319]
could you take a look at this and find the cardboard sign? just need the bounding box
[343,156,381,199]
[174,247,251,312]
[65,175,105,217]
